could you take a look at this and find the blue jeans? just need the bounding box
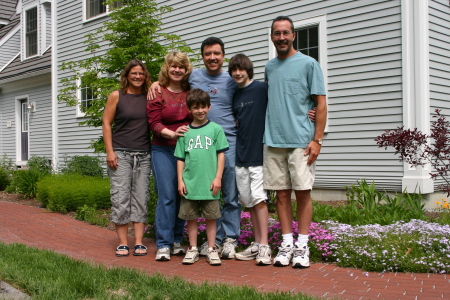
[152,145,185,249]
[216,144,241,243]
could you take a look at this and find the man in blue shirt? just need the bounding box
[264,16,327,268]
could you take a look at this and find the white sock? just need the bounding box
[282,233,294,247]
[297,234,309,245]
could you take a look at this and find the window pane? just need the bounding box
[80,77,96,113]
[309,27,318,47]
[26,7,37,57]
[294,25,319,62]
[88,0,106,18]
[296,29,308,50]
[309,47,319,62]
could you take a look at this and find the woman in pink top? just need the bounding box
[147,52,193,261]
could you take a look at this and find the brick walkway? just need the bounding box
[1,201,449,300]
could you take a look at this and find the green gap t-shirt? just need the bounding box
[174,121,229,200]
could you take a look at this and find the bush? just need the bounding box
[60,155,104,177]
[0,168,11,191]
[27,155,52,174]
[4,169,48,198]
[37,174,110,212]
[312,180,427,226]
[0,154,14,191]
[75,205,110,227]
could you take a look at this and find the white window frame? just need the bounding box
[23,4,39,59]
[76,76,96,117]
[83,0,123,22]
[268,15,329,131]
[40,2,51,52]
[15,95,30,165]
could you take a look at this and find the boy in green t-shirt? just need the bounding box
[174,89,229,266]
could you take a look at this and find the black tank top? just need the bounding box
[112,91,151,151]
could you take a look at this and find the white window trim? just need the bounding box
[82,0,117,23]
[76,76,87,117]
[40,2,51,52]
[268,15,329,132]
[21,2,40,60]
[15,95,29,164]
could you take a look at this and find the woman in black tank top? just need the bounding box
[102,59,151,257]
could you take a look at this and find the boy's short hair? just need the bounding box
[186,89,211,109]
[228,54,254,79]
[201,37,225,56]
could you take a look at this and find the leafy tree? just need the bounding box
[58,0,192,152]
[375,109,450,196]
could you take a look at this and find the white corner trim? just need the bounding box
[51,0,58,168]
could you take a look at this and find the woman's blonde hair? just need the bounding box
[158,52,192,90]
[119,59,151,94]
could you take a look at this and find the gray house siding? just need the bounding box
[0,82,52,161]
[0,30,20,68]
[429,0,450,189]
[158,0,405,191]
[55,0,108,162]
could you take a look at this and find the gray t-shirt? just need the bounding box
[189,69,238,146]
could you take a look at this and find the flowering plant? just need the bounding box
[375,109,450,196]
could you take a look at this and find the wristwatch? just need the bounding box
[315,139,323,145]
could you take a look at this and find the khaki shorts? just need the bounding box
[263,145,315,191]
[235,166,268,208]
[178,198,221,220]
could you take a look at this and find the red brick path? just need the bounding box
[1,201,449,300]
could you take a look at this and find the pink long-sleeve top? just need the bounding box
[147,86,192,147]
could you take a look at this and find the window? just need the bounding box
[86,0,107,19]
[85,0,125,20]
[25,7,38,57]
[294,26,319,62]
[77,77,95,116]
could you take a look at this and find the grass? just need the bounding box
[0,242,317,300]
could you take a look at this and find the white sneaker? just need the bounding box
[255,244,272,265]
[292,242,310,268]
[221,238,237,259]
[207,247,222,266]
[155,247,171,261]
[171,242,186,255]
[273,242,293,267]
[235,242,259,260]
[199,241,222,256]
[182,246,199,265]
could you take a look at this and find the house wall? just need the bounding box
[0,30,19,68]
[428,0,450,190]
[157,0,405,191]
[55,0,107,162]
[0,80,52,162]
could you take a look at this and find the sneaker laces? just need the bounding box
[223,240,235,252]
[277,246,291,257]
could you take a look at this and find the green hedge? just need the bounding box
[37,174,110,212]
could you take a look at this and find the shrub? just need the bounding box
[0,168,11,191]
[313,180,426,226]
[37,174,110,212]
[60,155,104,177]
[4,168,48,198]
[0,154,14,191]
[75,205,110,227]
[27,155,52,174]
